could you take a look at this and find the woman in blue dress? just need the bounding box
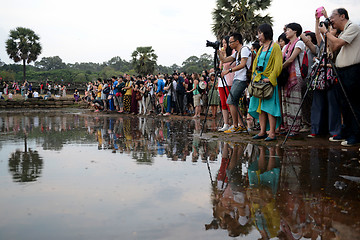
[249,23,283,141]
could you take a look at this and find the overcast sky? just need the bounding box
[0,0,359,67]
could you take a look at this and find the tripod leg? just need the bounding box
[281,53,325,146]
[281,85,310,146]
[200,79,217,136]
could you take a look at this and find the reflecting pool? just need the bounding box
[0,109,359,240]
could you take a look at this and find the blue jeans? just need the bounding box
[166,95,172,113]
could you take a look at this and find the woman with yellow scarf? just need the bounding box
[249,24,283,141]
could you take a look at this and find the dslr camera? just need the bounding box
[206,40,220,49]
[256,66,264,72]
[319,18,331,28]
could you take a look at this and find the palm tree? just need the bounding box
[5,27,42,81]
[131,46,158,75]
[212,0,273,43]
[8,134,43,182]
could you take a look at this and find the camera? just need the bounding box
[256,66,264,72]
[319,18,331,28]
[206,40,220,49]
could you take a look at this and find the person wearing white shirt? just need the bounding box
[219,32,252,134]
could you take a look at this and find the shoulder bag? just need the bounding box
[248,80,274,100]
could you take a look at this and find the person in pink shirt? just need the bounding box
[218,36,236,131]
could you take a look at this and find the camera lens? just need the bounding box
[256,66,264,71]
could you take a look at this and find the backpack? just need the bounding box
[103,86,110,94]
[297,50,309,79]
[117,82,126,94]
[246,48,255,83]
[235,46,253,82]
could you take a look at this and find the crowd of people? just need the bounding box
[0,80,69,100]
[84,7,360,147]
[214,6,359,147]
[2,7,359,147]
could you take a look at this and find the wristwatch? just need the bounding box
[229,68,232,73]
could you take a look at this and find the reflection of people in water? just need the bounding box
[277,147,344,240]
[207,143,252,237]
[276,148,307,240]
[247,145,281,240]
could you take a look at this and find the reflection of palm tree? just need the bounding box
[8,134,43,182]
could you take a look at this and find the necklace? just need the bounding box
[263,41,272,51]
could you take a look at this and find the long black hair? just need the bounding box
[222,36,233,57]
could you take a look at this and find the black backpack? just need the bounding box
[117,82,126,94]
[103,86,110,94]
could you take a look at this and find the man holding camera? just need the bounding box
[319,8,360,146]
[219,32,251,134]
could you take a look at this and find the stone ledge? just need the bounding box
[0,99,76,109]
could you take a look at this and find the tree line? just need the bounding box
[1,0,272,84]
[0,51,213,84]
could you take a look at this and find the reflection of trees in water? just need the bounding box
[8,148,43,183]
[8,134,43,183]
[42,133,64,151]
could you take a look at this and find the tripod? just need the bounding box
[281,34,360,146]
[200,48,249,136]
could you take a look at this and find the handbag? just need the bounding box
[135,91,142,100]
[248,80,274,100]
[310,67,337,90]
[278,43,296,87]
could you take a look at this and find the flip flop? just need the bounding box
[264,136,277,141]
[252,134,268,139]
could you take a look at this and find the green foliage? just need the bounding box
[131,46,158,76]
[212,0,273,42]
[181,53,213,73]
[156,65,174,75]
[5,27,42,81]
[35,56,66,70]
[1,47,214,83]
[0,70,16,81]
[106,56,132,72]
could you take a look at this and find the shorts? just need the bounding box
[193,94,201,107]
[226,80,247,106]
[158,94,165,104]
[101,93,107,100]
[114,95,123,108]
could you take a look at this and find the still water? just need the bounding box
[0,109,359,240]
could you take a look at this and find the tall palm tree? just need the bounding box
[8,135,43,183]
[131,46,158,75]
[5,27,42,81]
[212,0,273,43]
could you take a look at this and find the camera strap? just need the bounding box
[257,41,273,70]
[234,46,252,68]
